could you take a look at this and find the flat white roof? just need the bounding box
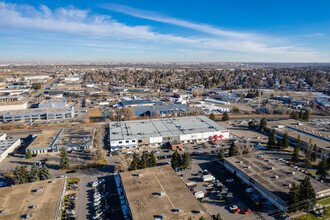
[109,116,227,141]
[0,139,20,156]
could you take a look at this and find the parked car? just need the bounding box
[233,208,240,214]
[229,205,238,211]
[66,209,75,215]
[92,211,103,219]
[246,188,254,193]
[90,182,98,187]
[242,208,251,214]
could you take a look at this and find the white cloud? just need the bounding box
[104,4,259,40]
[0,2,326,61]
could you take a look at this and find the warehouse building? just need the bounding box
[119,100,160,108]
[0,106,74,123]
[0,177,66,220]
[109,116,229,151]
[133,104,188,117]
[116,166,210,220]
[224,152,330,212]
[26,127,95,154]
[38,99,67,109]
[0,135,21,163]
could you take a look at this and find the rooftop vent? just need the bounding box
[172,208,183,214]
[29,205,37,209]
[32,188,43,193]
[154,214,166,220]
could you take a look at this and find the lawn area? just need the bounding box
[294,206,330,220]
[318,198,330,206]
[67,177,80,184]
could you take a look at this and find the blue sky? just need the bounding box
[1,0,330,63]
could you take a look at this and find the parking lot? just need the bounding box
[178,154,257,220]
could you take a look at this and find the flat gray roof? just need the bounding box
[55,127,95,146]
[109,116,227,141]
[225,152,330,202]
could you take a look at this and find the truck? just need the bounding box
[194,191,204,199]
[186,182,197,189]
[202,174,215,182]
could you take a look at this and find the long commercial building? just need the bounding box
[0,177,66,220]
[109,116,229,151]
[0,106,74,123]
[224,152,330,212]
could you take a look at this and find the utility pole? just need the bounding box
[258,88,261,109]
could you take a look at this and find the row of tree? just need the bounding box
[129,151,157,171]
[288,177,316,212]
[171,151,192,170]
[267,129,290,150]
[291,135,329,180]
[289,110,310,121]
[209,112,229,121]
[13,165,51,184]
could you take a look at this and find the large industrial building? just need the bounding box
[38,99,68,109]
[26,127,95,154]
[0,134,21,163]
[133,104,188,117]
[109,116,229,151]
[224,152,330,212]
[0,177,66,220]
[0,106,75,123]
[115,166,210,220]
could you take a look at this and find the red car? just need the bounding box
[242,208,251,214]
[233,208,240,214]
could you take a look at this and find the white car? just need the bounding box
[246,188,254,193]
[226,178,234,183]
[229,205,238,211]
[92,211,103,219]
[66,209,75,215]
[91,181,98,187]
[93,200,101,206]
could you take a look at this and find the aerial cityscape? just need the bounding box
[0,1,329,220]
